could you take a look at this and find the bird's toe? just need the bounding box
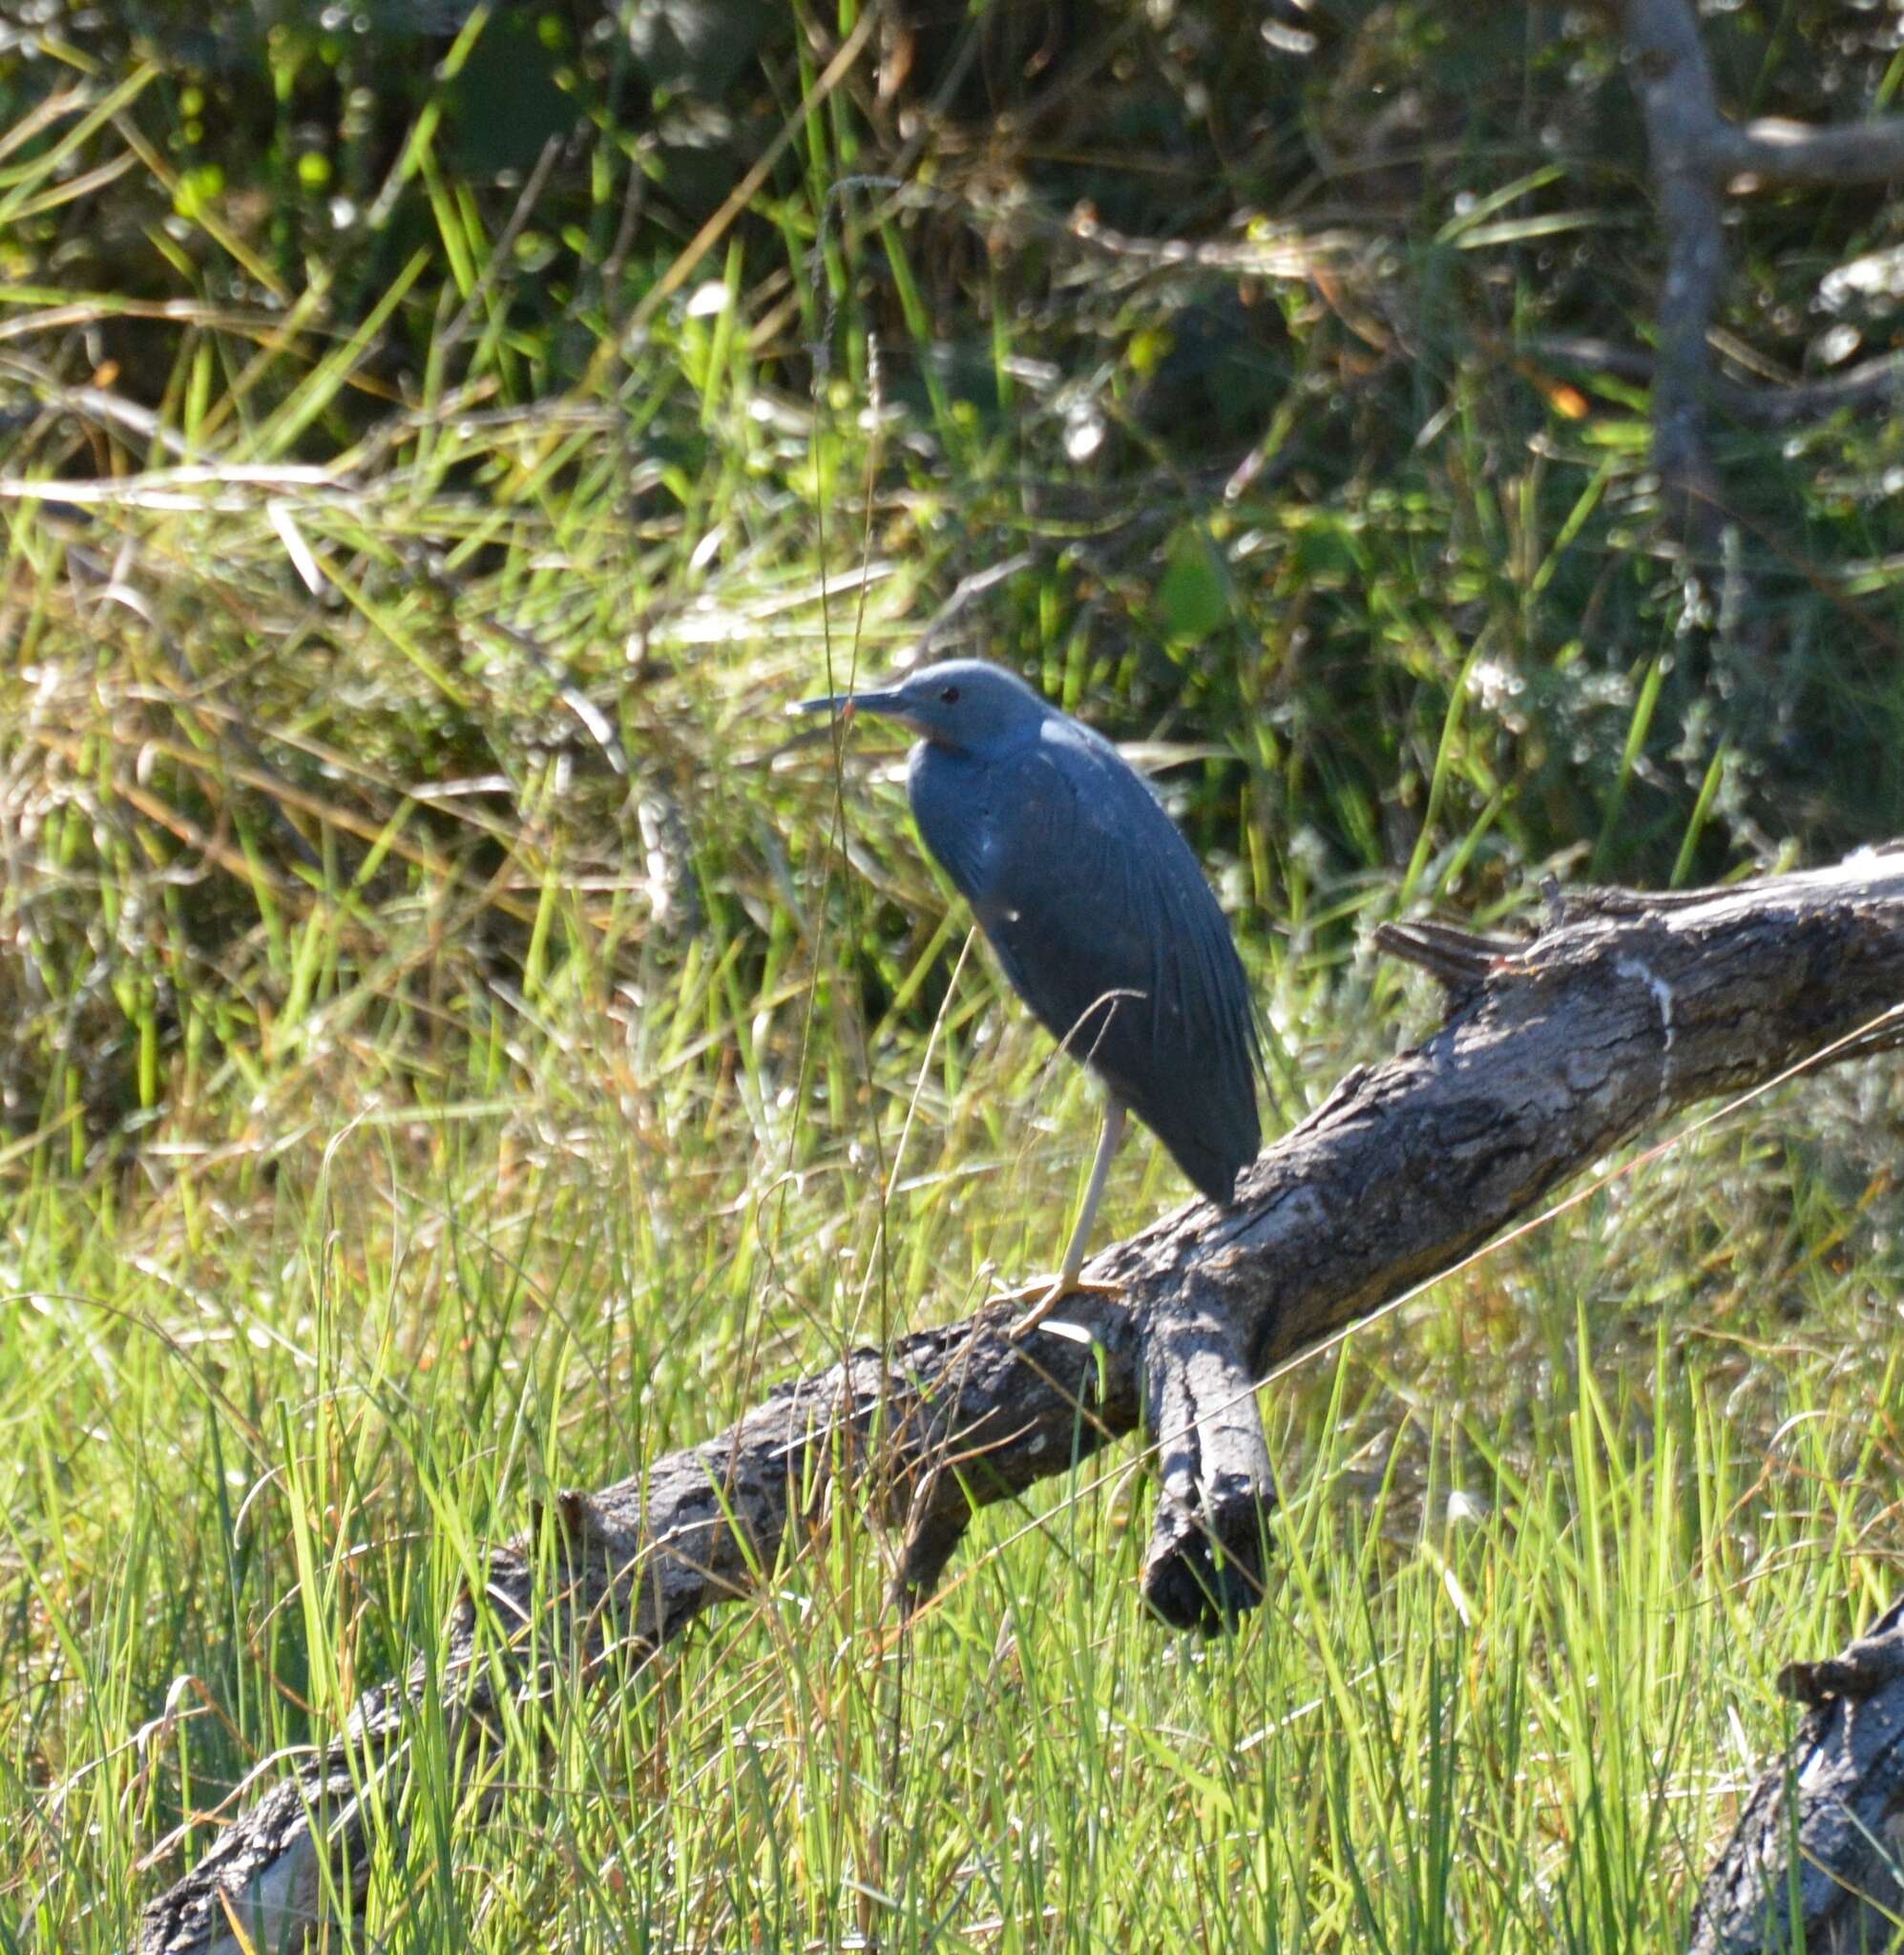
[999,1272,1121,1340]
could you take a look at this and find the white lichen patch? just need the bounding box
[1615,954,1678,1114]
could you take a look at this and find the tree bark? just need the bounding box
[1689,1599,1904,1953]
[1139,1275,1282,1631]
[137,844,1904,1955]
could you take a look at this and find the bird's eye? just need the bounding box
[939,685,960,704]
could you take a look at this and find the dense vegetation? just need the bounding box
[3,3,1903,1948]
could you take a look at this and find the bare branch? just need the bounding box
[1527,336,1904,431]
[1717,115,1904,190]
[1616,0,1904,500]
[1620,0,1731,505]
[1139,1288,1278,1632]
[1372,917,1518,999]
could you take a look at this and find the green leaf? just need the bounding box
[1156,523,1228,647]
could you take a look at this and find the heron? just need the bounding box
[801,659,1261,1336]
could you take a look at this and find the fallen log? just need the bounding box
[137,843,1904,1954]
[1689,1598,1904,1954]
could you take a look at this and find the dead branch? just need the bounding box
[137,843,1904,1955]
[1718,116,1904,191]
[1689,1597,1904,1953]
[1617,0,1904,509]
[1529,336,1904,432]
[1139,1286,1280,1630]
[1622,0,1733,509]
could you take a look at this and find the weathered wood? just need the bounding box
[1139,1278,1279,1631]
[137,844,1904,1954]
[1689,1598,1904,1954]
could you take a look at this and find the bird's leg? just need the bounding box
[1008,1101,1127,1339]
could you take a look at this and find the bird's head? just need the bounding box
[797,659,1048,757]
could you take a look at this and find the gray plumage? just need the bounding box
[800,659,1261,1218]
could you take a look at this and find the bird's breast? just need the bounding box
[907,743,1024,915]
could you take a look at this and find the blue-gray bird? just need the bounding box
[800,659,1261,1335]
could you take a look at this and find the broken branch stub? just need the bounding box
[138,844,1904,1954]
[1139,1280,1280,1632]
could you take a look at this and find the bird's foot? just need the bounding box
[996,1272,1121,1341]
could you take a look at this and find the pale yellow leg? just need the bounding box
[1008,1102,1126,1339]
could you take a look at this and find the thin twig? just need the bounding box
[1528,335,1904,431]
[439,134,567,358]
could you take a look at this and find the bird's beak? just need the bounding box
[795,687,910,725]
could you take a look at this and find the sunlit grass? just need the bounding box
[8,1089,1897,1951]
[3,9,1904,1952]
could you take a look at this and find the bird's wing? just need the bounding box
[941,728,1261,1205]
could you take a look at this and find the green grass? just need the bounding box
[8,1097,1900,1950]
[4,5,1904,1950]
